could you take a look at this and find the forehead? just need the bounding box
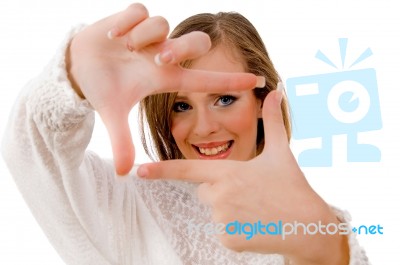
[190,44,246,73]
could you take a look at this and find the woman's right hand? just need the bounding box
[67,3,262,175]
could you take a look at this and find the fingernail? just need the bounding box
[137,165,148,178]
[256,76,266,88]
[276,82,284,103]
[107,28,119,40]
[154,50,174,66]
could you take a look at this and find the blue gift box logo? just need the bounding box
[286,38,382,167]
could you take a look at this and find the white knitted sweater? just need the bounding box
[1,27,370,265]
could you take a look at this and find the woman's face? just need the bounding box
[171,45,262,161]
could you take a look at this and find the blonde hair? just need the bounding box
[139,12,291,161]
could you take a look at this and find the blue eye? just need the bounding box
[217,95,237,106]
[173,102,192,112]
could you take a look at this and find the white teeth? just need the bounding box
[198,142,230,156]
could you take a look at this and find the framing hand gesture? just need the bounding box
[138,89,348,264]
[68,3,263,175]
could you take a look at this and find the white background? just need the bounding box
[0,0,399,264]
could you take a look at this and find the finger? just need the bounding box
[127,16,169,50]
[165,70,265,93]
[154,31,211,65]
[261,82,289,152]
[137,159,232,183]
[97,108,135,176]
[197,183,213,205]
[107,3,149,39]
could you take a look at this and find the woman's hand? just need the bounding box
[138,87,349,264]
[67,3,262,175]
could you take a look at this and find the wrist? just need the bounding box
[66,39,85,99]
[284,207,350,265]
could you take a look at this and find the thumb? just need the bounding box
[98,108,135,176]
[262,82,289,152]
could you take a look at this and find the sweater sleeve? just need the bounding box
[1,27,180,265]
[331,206,371,265]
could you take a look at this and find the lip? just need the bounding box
[192,140,233,160]
[193,141,231,148]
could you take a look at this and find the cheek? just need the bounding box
[227,105,259,134]
[171,117,190,145]
[226,105,259,160]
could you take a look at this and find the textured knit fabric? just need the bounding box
[1,26,370,265]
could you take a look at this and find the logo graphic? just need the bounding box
[187,219,383,240]
[286,38,382,167]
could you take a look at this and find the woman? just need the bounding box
[2,3,368,264]
[139,11,290,161]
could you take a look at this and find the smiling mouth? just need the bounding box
[193,141,233,156]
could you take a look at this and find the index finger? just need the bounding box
[137,159,234,183]
[107,3,149,39]
[176,70,266,93]
[157,69,265,95]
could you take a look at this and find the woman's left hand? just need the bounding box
[138,87,349,265]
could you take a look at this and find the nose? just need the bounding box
[192,108,220,137]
